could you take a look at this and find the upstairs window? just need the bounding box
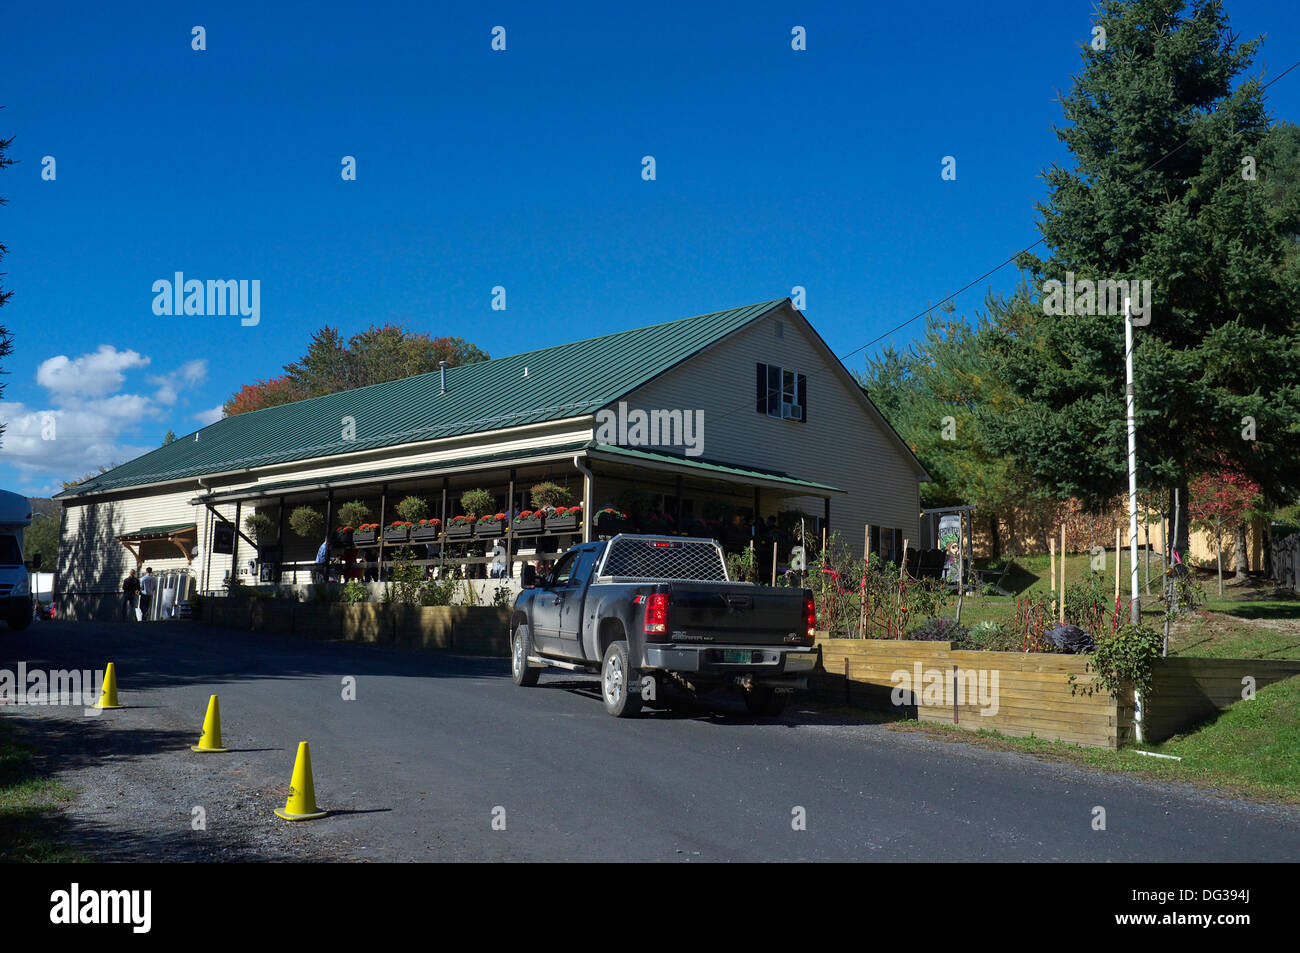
[755,362,806,422]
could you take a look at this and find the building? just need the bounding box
[54,299,929,619]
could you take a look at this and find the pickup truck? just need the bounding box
[509,534,818,717]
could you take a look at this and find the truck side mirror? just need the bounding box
[521,564,537,589]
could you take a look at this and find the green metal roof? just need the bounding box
[588,444,843,495]
[57,300,787,500]
[120,523,197,538]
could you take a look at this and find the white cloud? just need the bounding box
[150,359,208,405]
[1,346,214,494]
[36,345,151,401]
[194,405,225,426]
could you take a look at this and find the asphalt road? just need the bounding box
[4,619,1299,862]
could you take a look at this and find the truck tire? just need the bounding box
[601,641,642,717]
[511,625,539,687]
[743,685,788,717]
[6,611,31,631]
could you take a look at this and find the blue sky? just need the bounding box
[0,0,1296,494]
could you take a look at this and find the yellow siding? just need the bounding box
[619,304,923,554]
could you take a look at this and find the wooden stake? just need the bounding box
[858,524,869,639]
[896,538,910,639]
[1049,537,1056,592]
[1059,524,1066,625]
[771,536,778,587]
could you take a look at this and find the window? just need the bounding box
[755,362,806,422]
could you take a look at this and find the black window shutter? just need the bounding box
[797,374,807,422]
[756,363,767,414]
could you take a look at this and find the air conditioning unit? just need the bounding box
[782,403,803,419]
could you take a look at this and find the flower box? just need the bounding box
[382,522,411,543]
[333,526,355,548]
[544,506,581,534]
[594,508,632,537]
[511,510,545,536]
[476,513,508,538]
[446,518,476,539]
[411,519,442,542]
[352,524,379,546]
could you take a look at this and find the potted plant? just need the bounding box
[476,511,508,537]
[394,495,429,523]
[643,510,675,535]
[289,506,324,540]
[383,520,413,543]
[446,513,477,539]
[530,481,574,511]
[546,504,582,534]
[353,522,380,546]
[335,501,372,544]
[512,509,545,535]
[244,511,277,544]
[412,517,442,542]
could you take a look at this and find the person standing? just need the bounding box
[315,538,329,584]
[138,567,157,621]
[121,569,140,621]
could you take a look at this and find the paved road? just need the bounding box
[4,620,1299,861]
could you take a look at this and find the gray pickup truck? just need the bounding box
[509,534,819,717]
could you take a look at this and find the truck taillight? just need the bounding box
[803,591,816,643]
[644,592,670,636]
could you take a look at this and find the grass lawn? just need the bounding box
[888,673,1300,805]
[0,717,80,861]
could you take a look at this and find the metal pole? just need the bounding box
[1124,296,1141,624]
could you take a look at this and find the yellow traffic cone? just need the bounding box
[93,662,123,709]
[190,695,229,752]
[274,741,327,821]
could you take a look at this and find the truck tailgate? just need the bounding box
[666,582,806,646]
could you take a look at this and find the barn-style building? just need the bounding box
[54,299,928,619]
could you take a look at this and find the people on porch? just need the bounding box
[121,569,140,621]
[139,567,156,621]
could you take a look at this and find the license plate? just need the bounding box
[722,650,752,664]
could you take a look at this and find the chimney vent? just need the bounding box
[440,360,448,394]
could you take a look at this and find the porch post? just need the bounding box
[753,487,760,539]
[582,463,593,544]
[824,497,830,537]
[439,478,448,567]
[277,495,286,584]
[324,491,333,583]
[232,500,241,587]
[378,484,388,582]
[507,468,516,579]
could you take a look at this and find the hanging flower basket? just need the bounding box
[383,521,412,543]
[545,505,581,534]
[476,512,508,538]
[446,515,476,539]
[352,523,379,546]
[512,510,545,535]
[334,525,355,548]
[412,518,442,542]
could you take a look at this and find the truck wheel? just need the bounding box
[601,641,642,717]
[7,612,31,631]
[511,625,539,687]
[743,685,788,717]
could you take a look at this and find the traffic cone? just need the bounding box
[93,662,123,709]
[274,741,327,821]
[190,695,229,753]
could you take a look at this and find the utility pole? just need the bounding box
[1124,296,1141,625]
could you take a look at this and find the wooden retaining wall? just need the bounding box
[815,638,1300,748]
[1141,656,1300,742]
[202,599,511,657]
[815,637,1128,748]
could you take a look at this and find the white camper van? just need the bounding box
[0,489,37,630]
